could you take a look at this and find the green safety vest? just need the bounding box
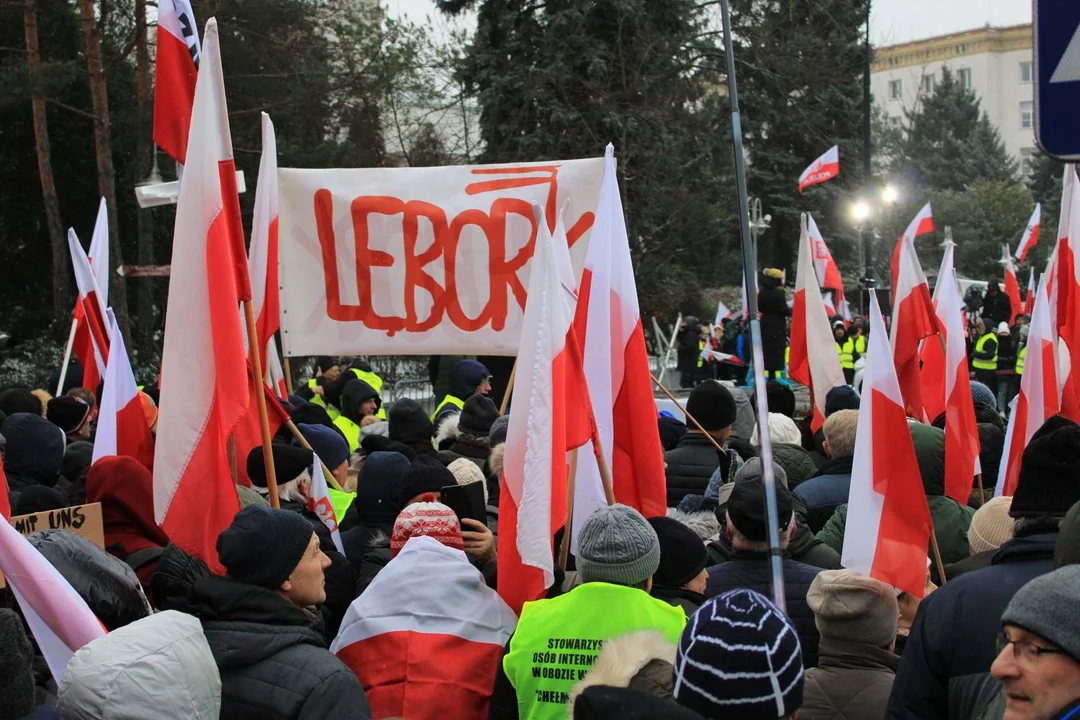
[327,486,355,523]
[349,368,387,420]
[697,340,705,368]
[836,337,856,369]
[333,415,362,453]
[307,378,341,420]
[973,333,998,371]
[1016,345,1026,375]
[503,583,686,720]
[432,394,465,422]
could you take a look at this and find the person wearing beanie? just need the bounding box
[441,392,500,467]
[676,316,705,389]
[795,409,858,533]
[886,414,1079,720]
[673,589,804,719]
[946,496,1015,580]
[758,269,790,380]
[333,378,382,453]
[46,395,92,441]
[491,504,686,720]
[187,505,371,719]
[449,457,490,505]
[648,516,709,614]
[705,476,824,667]
[766,380,797,419]
[978,566,1080,720]
[665,380,740,507]
[802,570,900,719]
[2,412,65,509]
[385,397,437,458]
[751,412,803,446]
[398,456,495,565]
[389,502,465,557]
[433,359,492,433]
[292,423,351,488]
[245,443,315,510]
[0,387,44,417]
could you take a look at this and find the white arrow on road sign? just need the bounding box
[1052,24,1080,83]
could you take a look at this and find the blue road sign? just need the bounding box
[1035,0,1080,160]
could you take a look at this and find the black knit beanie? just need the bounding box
[246,444,313,488]
[398,455,455,509]
[459,393,500,437]
[765,381,796,419]
[217,506,314,589]
[0,609,35,719]
[686,380,737,432]
[824,386,860,417]
[46,396,90,434]
[1011,415,1080,518]
[389,398,434,446]
[648,516,707,588]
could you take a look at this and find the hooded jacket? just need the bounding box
[802,638,899,720]
[339,378,380,424]
[794,456,854,533]
[664,434,732,507]
[434,360,490,430]
[58,440,94,503]
[340,451,411,566]
[1,413,65,498]
[189,574,371,720]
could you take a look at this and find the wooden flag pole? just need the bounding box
[650,373,727,455]
[499,358,518,415]
[930,523,948,585]
[558,447,580,571]
[243,299,280,508]
[283,356,294,395]
[227,435,238,485]
[975,473,985,507]
[56,317,79,395]
[283,418,344,492]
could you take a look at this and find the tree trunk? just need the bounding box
[134,0,155,358]
[25,0,71,324]
[76,0,130,339]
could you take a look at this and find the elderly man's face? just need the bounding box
[279,533,331,608]
[992,625,1080,720]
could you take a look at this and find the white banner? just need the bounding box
[278,158,605,356]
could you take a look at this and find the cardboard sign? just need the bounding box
[9,502,105,549]
[277,157,605,356]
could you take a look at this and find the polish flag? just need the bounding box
[1025,267,1037,317]
[0,458,10,520]
[918,244,955,424]
[69,200,109,393]
[1015,203,1041,263]
[842,293,933,597]
[1055,164,1080,423]
[789,214,847,432]
[0,516,105,683]
[499,208,597,614]
[891,203,934,293]
[715,298,732,325]
[1004,246,1023,325]
[998,274,1059,497]
[307,453,344,554]
[332,536,517,719]
[153,19,249,575]
[808,214,848,320]
[798,145,840,193]
[67,228,111,386]
[891,235,941,419]
[937,251,981,503]
[570,145,666,542]
[154,0,200,164]
[92,312,156,471]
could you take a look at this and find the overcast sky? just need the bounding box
[383,0,1033,47]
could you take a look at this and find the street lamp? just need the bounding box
[882,185,898,204]
[748,196,771,267]
[851,201,871,221]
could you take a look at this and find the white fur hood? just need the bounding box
[567,630,677,708]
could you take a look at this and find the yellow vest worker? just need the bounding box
[836,337,856,369]
[1016,345,1026,375]
[307,378,341,420]
[972,332,999,371]
[433,359,492,424]
[348,366,387,420]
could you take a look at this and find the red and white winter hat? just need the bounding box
[391,502,465,557]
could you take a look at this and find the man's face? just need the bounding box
[992,625,1080,720]
[280,533,330,608]
[323,365,341,382]
[360,398,378,417]
[834,327,845,341]
[331,459,349,488]
[477,377,493,395]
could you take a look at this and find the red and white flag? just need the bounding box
[332,536,517,719]
[1025,267,1037,317]
[789,214,847,432]
[92,312,155,471]
[998,274,1059,497]
[153,19,249,575]
[1015,203,1041,263]
[499,208,596,614]
[891,203,934,293]
[1004,246,1023,325]
[919,244,955,424]
[807,214,850,320]
[1055,165,1080,422]
[307,453,344,554]
[155,0,200,165]
[798,145,840,193]
[842,293,933,597]
[0,517,105,683]
[571,145,666,541]
[0,456,10,520]
[67,228,111,388]
[69,199,110,392]
[891,235,941,419]
[715,298,732,325]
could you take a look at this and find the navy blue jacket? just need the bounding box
[794,456,853,533]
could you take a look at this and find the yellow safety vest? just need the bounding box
[431,394,465,422]
[503,583,686,720]
[973,333,998,371]
[333,415,362,453]
[697,340,705,368]
[349,368,387,420]
[1016,345,1026,375]
[307,378,341,420]
[836,337,856,369]
[327,486,355,523]
[854,334,867,355]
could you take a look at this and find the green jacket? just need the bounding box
[815,496,976,568]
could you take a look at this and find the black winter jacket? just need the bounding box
[758,276,789,371]
[664,434,731,507]
[705,550,823,667]
[651,585,705,617]
[704,523,841,571]
[884,532,1058,720]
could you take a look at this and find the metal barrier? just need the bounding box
[384,378,438,416]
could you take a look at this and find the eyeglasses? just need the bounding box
[997,631,1067,663]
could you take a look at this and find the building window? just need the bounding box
[1020,147,1035,175]
[921,73,935,93]
[956,44,967,54]
[958,68,973,89]
[889,79,902,99]
[1021,61,1032,83]
[1021,101,1033,129]
[888,116,903,128]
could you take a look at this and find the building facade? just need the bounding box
[871,24,1034,172]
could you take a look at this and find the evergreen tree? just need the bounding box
[1027,148,1065,252]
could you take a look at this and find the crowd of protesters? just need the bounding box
[1,324,1079,720]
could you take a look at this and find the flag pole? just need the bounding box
[283,417,344,492]
[975,473,985,506]
[720,0,787,611]
[283,356,294,395]
[499,358,518,415]
[558,447,579,570]
[243,300,280,508]
[56,318,79,395]
[650,373,728,456]
[930,524,948,584]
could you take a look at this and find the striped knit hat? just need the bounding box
[673,589,804,719]
[390,502,465,557]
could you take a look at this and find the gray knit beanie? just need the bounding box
[734,457,789,489]
[488,415,510,447]
[1002,565,1080,662]
[576,504,660,586]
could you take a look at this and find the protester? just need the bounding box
[340,450,411,563]
[801,570,900,719]
[0,387,43,417]
[2,412,65,508]
[432,359,491,431]
[13,485,66,515]
[759,268,790,381]
[188,505,371,719]
[727,386,759,462]
[292,422,351,489]
[574,686,706,719]
[448,457,498,534]
[490,504,687,720]
[46,395,92,442]
[86,455,171,602]
[705,473,824,666]
[245,443,317,510]
[795,409,857,533]
[664,380,738,507]
[333,378,382,453]
[0,608,57,720]
[673,589,804,719]
[772,440,818,490]
[57,611,222,720]
[58,439,94,503]
[885,415,1080,720]
[946,496,1014,579]
[439,392,499,468]
[972,318,1000,395]
[995,322,1017,413]
[648,516,709,615]
[751,412,802,446]
[676,316,704,389]
[380,397,438,460]
[835,320,858,385]
[766,380,798,418]
[982,280,1012,328]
